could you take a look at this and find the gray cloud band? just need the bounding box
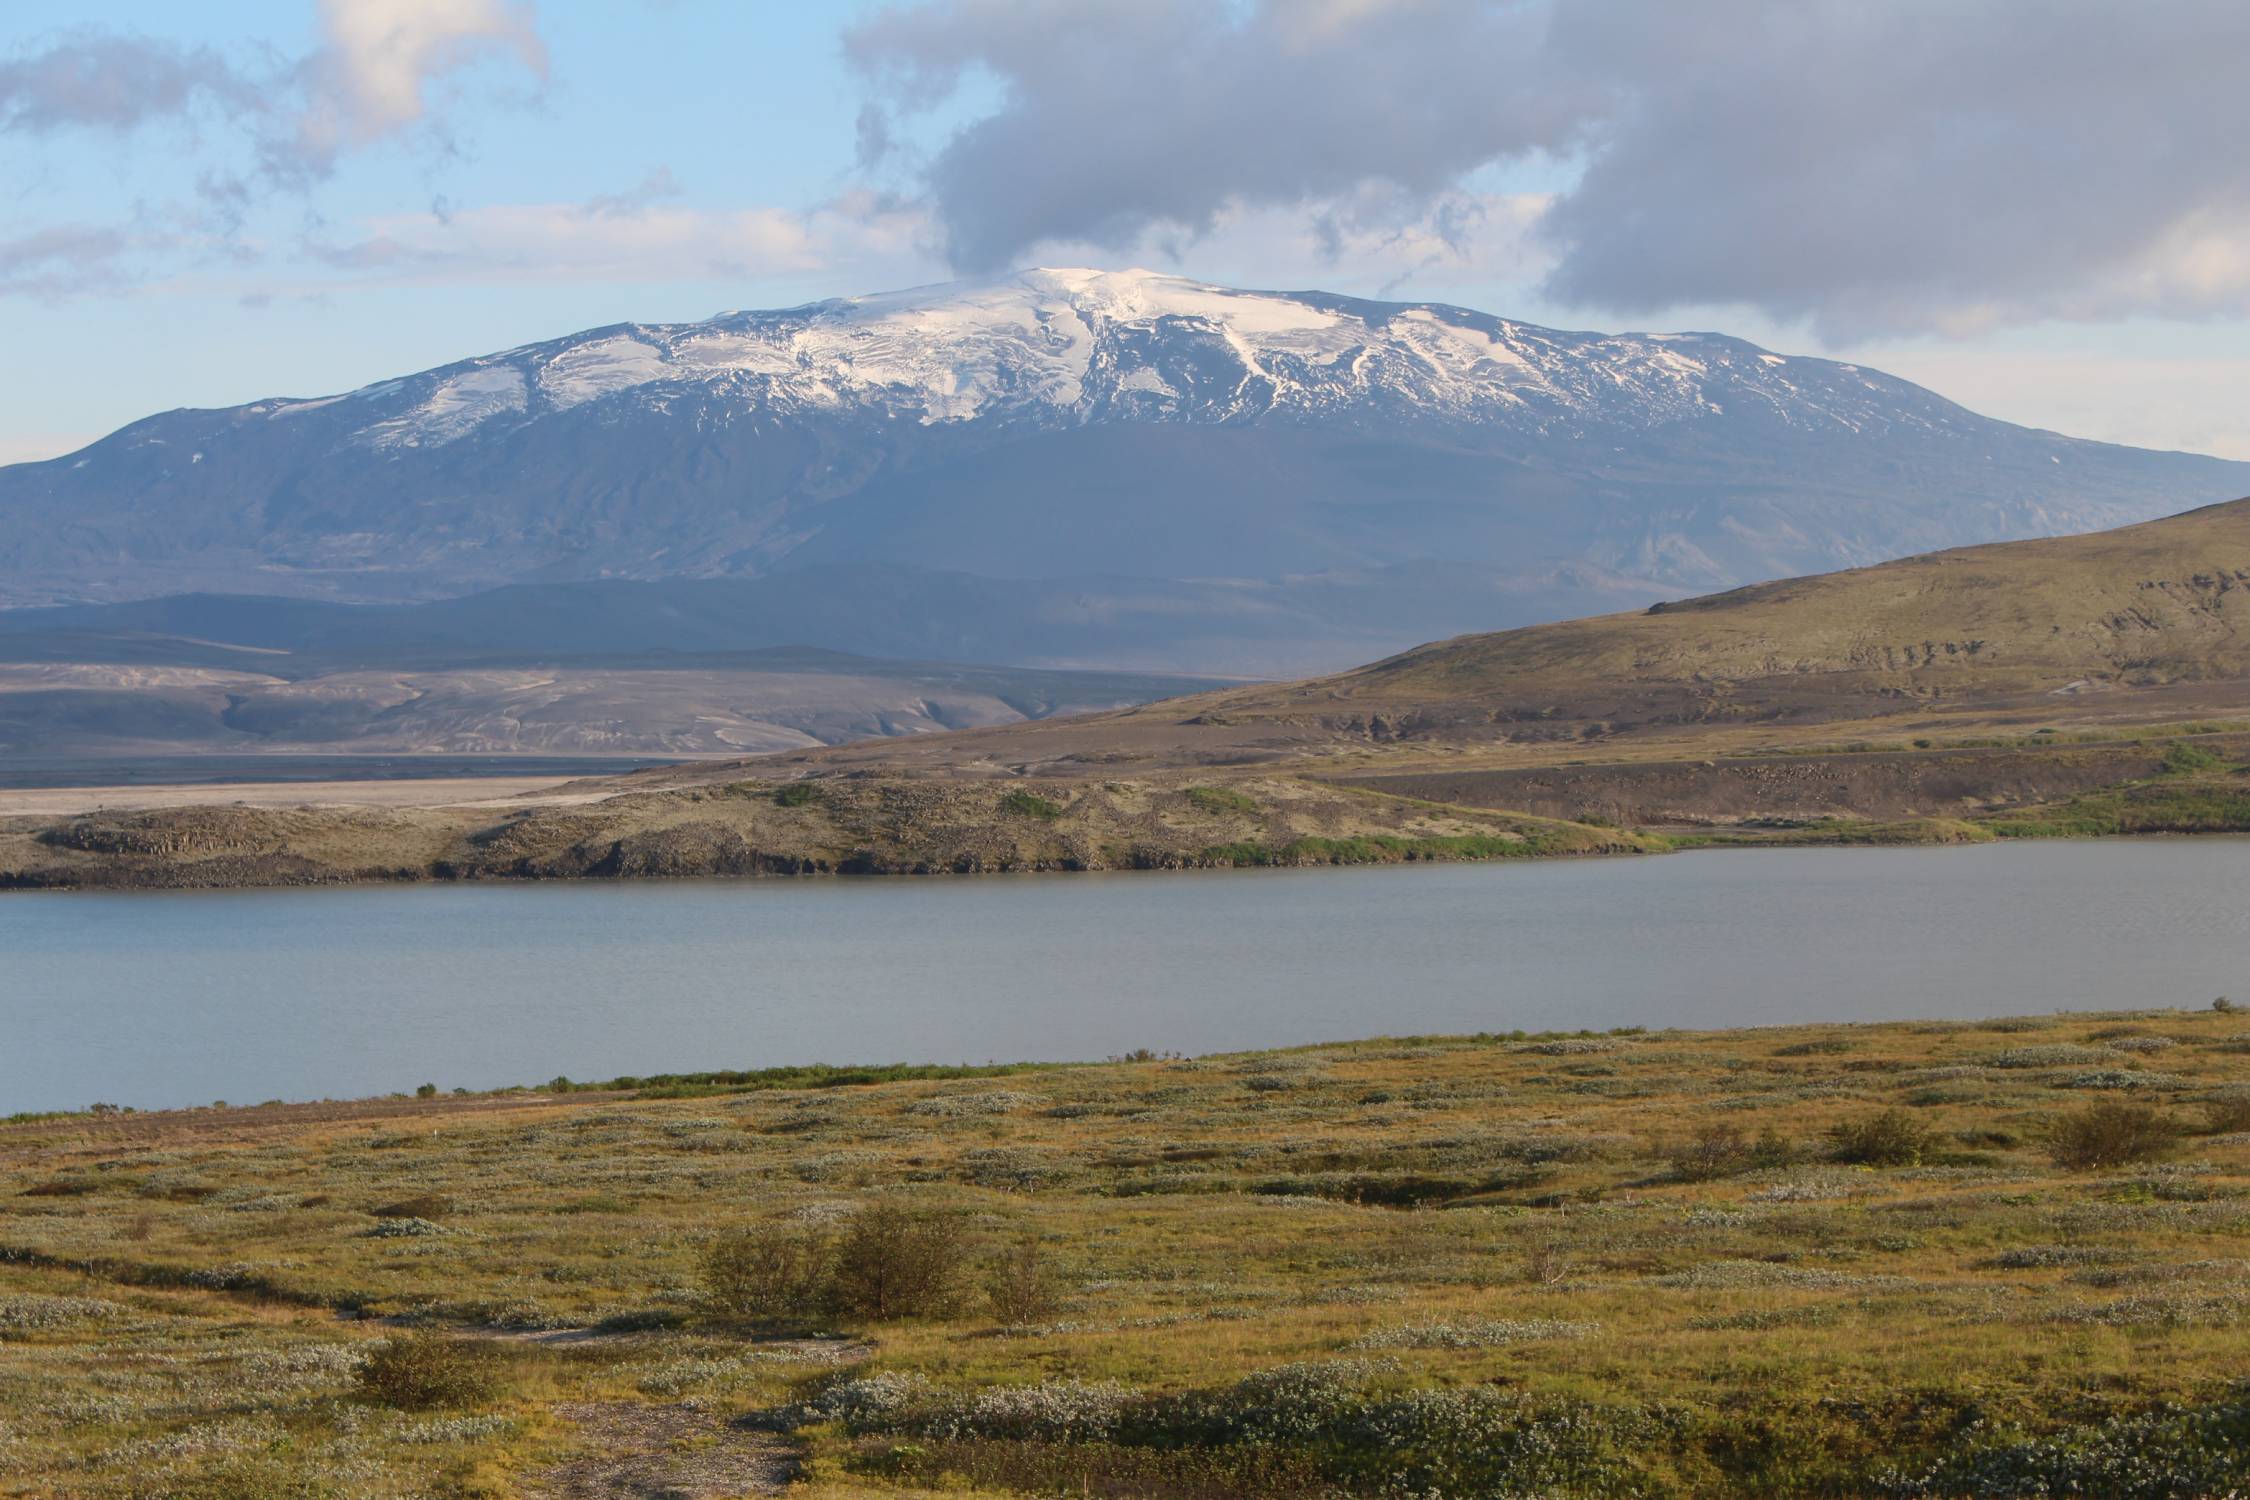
[846,0,2250,336]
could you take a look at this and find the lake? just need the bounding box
[6,839,2247,1114]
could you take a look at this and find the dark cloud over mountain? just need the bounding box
[848,0,2250,336]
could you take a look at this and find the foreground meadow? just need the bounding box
[5,1007,2250,1498]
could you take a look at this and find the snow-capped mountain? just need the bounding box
[4,268,2246,671]
[335,267,1916,440]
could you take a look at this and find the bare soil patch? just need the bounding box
[528,1401,800,1499]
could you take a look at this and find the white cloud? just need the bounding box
[1027,188,1555,302]
[0,4,550,201]
[852,0,2250,339]
[288,0,548,173]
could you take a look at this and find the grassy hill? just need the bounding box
[1213,494,2250,735]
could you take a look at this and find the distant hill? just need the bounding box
[1249,493,2250,735]
[0,621,1217,763]
[5,268,2247,674]
[0,567,1545,681]
[710,495,2250,780]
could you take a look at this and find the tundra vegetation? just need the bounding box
[4,1007,2250,1496]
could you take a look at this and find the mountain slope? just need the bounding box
[4,269,2246,673]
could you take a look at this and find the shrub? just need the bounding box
[701,1221,834,1322]
[1670,1125,1753,1182]
[1521,1239,1573,1286]
[985,1237,1067,1324]
[1347,1319,1599,1349]
[1827,1109,1935,1167]
[997,788,1064,820]
[773,781,821,807]
[370,1193,452,1220]
[353,1333,504,1410]
[20,1177,97,1197]
[2201,1094,2250,1135]
[801,1361,1653,1497]
[831,1203,969,1320]
[1670,1124,1793,1182]
[1775,1037,1855,1057]
[2050,1101,2185,1170]
[1889,1383,2250,1499]
[0,1294,123,1330]
[1988,1045,2119,1069]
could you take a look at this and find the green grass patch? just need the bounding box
[1198,831,1593,866]
[998,788,1065,820]
[2161,740,2229,775]
[1182,786,1259,815]
[1665,818,1993,850]
[543,1060,1040,1099]
[1986,783,2250,839]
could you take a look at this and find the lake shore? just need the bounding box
[5,725,2250,892]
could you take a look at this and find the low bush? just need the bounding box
[985,1237,1067,1325]
[1670,1125,1754,1182]
[353,1332,504,1411]
[20,1177,97,1197]
[1888,1384,2250,1499]
[772,781,821,807]
[701,1221,834,1322]
[1670,1124,1794,1181]
[369,1193,452,1220]
[800,1361,1653,1496]
[2050,1101,2185,1170]
[2201,1094,2250,1135]
[831,1203,969,1319]
[1827,1109,1935,1167]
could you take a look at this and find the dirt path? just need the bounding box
[525,1401,802,1498]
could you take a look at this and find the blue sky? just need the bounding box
[5,1,2248,465]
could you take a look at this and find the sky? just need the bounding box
[4,0,2248,465]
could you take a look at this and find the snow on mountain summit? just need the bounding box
[323,267,1926,453]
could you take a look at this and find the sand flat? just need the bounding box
[0,775,611,818]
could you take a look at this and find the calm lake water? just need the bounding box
[6,840,2248,1114]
